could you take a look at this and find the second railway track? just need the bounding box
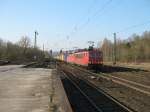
[72,65,150,96]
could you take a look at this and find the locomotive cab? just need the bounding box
[88,50,103,69]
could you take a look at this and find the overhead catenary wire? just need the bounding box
[116,20,150,34]
[65,0,99,50]
[67,0,113,50]
[68,0,99,37]
[68,0,113,37]
[73,0,113,34]
[105,20,150,39]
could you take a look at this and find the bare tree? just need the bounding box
[99,31,150,63]
[18,36,31,55]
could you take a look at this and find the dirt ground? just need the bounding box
[104,62,150,71]
[118,63,150,71]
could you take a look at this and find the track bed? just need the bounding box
[58,63,150,112]
[59,67,133,112]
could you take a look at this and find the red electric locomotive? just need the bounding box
[67,49,103,69]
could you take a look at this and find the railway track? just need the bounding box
[101,73,150,95]
[60,71,101,112]
[59,66,135,112]
[73,65,150,96]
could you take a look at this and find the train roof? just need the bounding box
[59,48,102,55]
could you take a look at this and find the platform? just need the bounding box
[0,65,72,112]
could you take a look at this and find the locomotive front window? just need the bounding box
[89,53,95,58]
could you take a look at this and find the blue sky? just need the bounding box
[0,0,150,51]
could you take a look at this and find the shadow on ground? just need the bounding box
[96,65,148,73]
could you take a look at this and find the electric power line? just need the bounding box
[92,0,113,18]
[75,0,113,33]
[69,0,113,37]
[69,0,99,36]
[116,20,150,34]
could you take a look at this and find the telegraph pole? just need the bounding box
[34,31,38,60]
[113,33,117,65]
[34,31,38,48]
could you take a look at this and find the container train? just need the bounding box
[55,49,103,69]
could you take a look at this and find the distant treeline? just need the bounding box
[100,31,150,63]
[0,36,45,63]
